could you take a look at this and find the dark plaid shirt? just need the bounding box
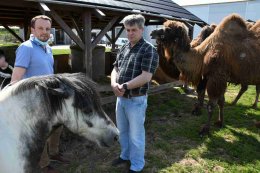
[113,38,159,95]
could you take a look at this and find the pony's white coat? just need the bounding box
[0,74,119,173]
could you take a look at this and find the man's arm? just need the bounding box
[11,67,26,83]
[111,67,125,96]
[118,71,152,90]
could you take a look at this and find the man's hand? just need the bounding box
[111,83,125,97]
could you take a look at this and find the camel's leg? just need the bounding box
[255,121,260,128]
[199,76,226,137]
[231,84,248,105]
[199,99,217,137]
[192,77,207,116]
[252,85,259,109]
[215,94,225,128]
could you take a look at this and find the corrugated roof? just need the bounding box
[0,0,206,28]
[26,0,206,24]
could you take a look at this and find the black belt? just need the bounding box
[122,93,145,99]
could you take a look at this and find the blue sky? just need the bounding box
[173,0,248,6]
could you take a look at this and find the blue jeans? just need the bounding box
[116,95,148,171]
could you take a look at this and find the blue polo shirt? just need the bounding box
[15,37,54,79]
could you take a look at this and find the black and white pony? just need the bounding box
[0,73,119,173]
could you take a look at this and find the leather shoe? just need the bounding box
[50,153,70,164]
[111,157,129,166]
[42,165,59,173]
[129,170,142,173]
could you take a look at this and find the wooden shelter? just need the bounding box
[0,0,206,78]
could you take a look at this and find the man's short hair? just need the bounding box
[31,15,52,28]
[123,14,145,28]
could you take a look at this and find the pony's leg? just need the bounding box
[192,77,207,116]
[252,85,259,109]
[231,84,248,105]
[215,94,225,128]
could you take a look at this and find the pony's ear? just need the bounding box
[37,83,70,98]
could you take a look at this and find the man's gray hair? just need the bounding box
[123,14,145,28]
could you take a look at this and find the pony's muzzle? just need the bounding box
[114,135,119,142]
[101,127,119,147]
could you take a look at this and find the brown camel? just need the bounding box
[190,23,259,114]
[151,14,260,136]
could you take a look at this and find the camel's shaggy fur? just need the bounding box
[191,22,259,111]
[151,14,260,135]
[190,24,217,48]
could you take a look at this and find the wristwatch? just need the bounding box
[123,83,128,90]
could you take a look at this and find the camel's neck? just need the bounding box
[172,48,204,85]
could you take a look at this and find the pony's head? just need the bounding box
[151,20,190,59]
[12,73,119,147]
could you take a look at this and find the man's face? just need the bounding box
[31,19,51,42]
[0,56,6,67]
[125,24,144,45]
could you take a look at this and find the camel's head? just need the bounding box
[190,24,216,48]
[151,20,191,59]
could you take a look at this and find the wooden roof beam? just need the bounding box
[83,10,92,78]
[39,2,85,49]
[92,8,105,20]
[91,16,119,49]
[114,26,124,42]
[105,33,112,43]
[2,24,24,43]
[70,14,83,40]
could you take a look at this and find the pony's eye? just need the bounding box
[82,107,92,114]
[85,120,93,127]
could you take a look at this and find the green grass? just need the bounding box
[52,48,71,55]
[58,85,260,173]
[52,47,111,55]
[145,85,260,173]
[0,43,19,47]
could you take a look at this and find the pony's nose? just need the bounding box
[114,135,119,142]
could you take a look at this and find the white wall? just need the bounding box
[184,0,260,37]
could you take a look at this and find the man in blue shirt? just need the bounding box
[11,19,53,80]
[11,15,68,173]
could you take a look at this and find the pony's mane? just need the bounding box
[12,73,102,117]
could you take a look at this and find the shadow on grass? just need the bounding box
[200,126,260,164]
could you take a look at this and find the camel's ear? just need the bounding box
[150,30,158,39]
[37,83,70,98]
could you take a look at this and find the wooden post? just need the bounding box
[83,10,92,78]
[91,16,118,49]
[111,27,116,50]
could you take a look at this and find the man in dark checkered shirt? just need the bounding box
[111,14,159,173]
